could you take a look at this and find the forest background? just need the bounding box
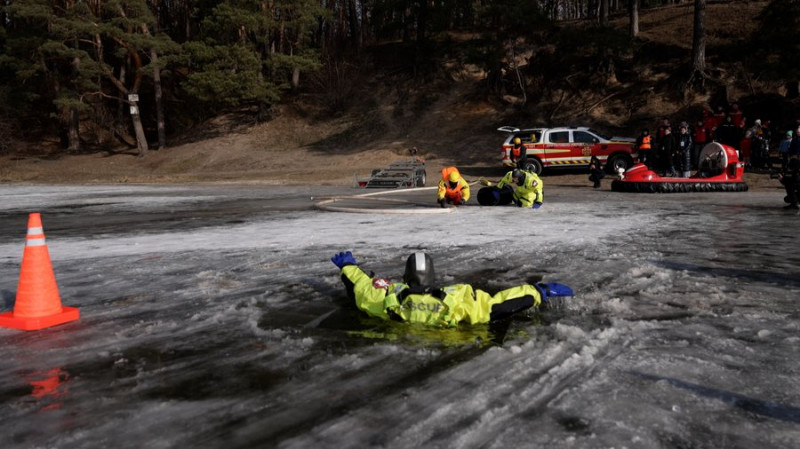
[0,0,798,185]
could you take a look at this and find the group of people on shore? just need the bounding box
[634,105,800,177]
[622,105,800,209]
[634,122,695,177]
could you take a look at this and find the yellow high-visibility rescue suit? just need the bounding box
[332,251,573,327]
[497,170,543,208]
[339,265,542,327]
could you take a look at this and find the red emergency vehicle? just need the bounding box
[499,126,637,174]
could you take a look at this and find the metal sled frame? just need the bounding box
[354,158,427,189]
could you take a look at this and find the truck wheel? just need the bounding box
[415,170,427,187]
[606,154,633,174]
[522,159,543,175]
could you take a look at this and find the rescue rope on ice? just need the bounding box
[314,186,456,214]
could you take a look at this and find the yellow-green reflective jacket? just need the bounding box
[340,265,542,327]
[496,170,544,207]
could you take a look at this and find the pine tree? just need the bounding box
[181,0,322,108]
[2,0,179,155]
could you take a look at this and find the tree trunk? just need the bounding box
[68,107,80,152]
[360,0,369,47]
[691,0,707,74]
[417,0,428,44]
[117,64,127,124]
[600,0,609,25]
[402,0,410,43]
[94,28,149,156]
[54,73,81,152]
[787,80,800,99]
[151,48,166,150]
[292,67,301,90]
[510,40,527,105]
[122,45,148,155]
[129,98,148,157]
[629,0,639,38]
[347,0,360,49]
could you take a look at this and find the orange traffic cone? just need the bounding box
[0,213,79,331]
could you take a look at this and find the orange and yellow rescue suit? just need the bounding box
[437,167,471,205]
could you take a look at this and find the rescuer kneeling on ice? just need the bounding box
[437,167,471,208]
[331,251,572,326]
[497,168,543,208]
[477,168,543,207]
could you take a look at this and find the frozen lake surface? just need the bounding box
[1,183,799,448]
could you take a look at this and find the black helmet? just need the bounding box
[403,252,435,286]
[512,169,526,186]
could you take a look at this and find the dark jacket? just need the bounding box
[660,133,675,155]
[790,135,800,156]
[659,133,676,170]
[676,132,693,171]
[780,169,800,190]
[780,168,800,205]
[588,157,604,183]
[716,122,738,147]
[676,132,693,153]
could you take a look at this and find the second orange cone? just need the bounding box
[0,213,79,331]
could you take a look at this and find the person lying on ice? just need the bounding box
[331,251,572,327]
[437,167,471,208]
[493,168,544,208]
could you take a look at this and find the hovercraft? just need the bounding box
[611,142,748,193]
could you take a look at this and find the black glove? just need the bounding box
[439,198,446,208]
